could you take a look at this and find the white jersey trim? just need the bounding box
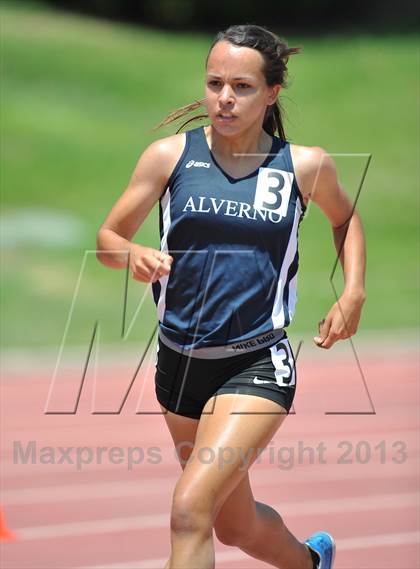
[157,187,171,323]
[271,199,303,329]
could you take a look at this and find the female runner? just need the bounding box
[97,24,366,569]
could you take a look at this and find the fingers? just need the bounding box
[313,317,334,349]
[131,249,173,283]
[148,251,173,281]
[314,317,343,349]
[317,329,338,349]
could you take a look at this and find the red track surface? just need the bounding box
[1,337,419,568]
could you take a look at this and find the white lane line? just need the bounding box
[82,549,247,569]
[80,531,420,569]
[17,511,169,540]
[338,530,420,549]
[2,459,418,505]
[2,479,172,504]
[1,470,417,506]
[13,492,419,541]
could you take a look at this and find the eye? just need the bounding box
[237,83,250,89]
[208,80,221,87]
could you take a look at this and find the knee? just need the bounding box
[171,487,213,536]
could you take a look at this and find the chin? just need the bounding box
[211,117,242,132]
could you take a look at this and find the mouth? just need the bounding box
[216,112,237,123]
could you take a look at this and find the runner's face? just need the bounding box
[205,41,280,132]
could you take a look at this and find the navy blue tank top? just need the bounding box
[152,125,307,356]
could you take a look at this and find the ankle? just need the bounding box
[305,544,320,569]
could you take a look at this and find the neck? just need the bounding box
[204,124,273,161]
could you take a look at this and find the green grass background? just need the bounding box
[1,2,418,349]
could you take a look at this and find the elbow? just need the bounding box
[96,250,105,266]
[96,227,108,266]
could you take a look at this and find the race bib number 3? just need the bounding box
[254,167,293,220]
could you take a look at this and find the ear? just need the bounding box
[267,84,281,105]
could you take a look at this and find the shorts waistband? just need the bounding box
[158,328,286,359]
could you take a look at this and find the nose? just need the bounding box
[219,84,235,105]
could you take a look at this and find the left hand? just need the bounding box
[313,292,365,349]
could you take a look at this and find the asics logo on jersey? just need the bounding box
[185,160,211,169]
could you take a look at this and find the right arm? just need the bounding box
[96,134,184,283]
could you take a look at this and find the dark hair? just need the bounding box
[153,24,301,139]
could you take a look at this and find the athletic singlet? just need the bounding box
[151,125,307,356]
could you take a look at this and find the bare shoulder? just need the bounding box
[143,131,187,183]
[289,143,337,206]
[125,131,187,204]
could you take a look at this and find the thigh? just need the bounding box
[159,404,200,466]
[161,402,258,535]
[173,392,287,518]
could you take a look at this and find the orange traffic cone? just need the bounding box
[0,505,16,542]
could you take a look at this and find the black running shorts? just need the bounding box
[154,333,297,419]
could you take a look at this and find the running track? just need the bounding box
[1,331,419,568]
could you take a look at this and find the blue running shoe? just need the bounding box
[304,531,336,569]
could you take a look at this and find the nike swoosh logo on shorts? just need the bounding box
[252,376,274,384]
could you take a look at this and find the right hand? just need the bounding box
[128,243,173,283]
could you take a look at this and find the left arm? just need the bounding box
[300,146,367,349]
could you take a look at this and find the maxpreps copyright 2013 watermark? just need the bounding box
[12,439,408,472]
